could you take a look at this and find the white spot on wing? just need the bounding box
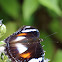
[28,57,42,62]
[15,36,26,41]
[16,43,27,54]
[22,29,39,33]
[25,26,31,28]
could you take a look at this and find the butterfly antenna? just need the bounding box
[43,32,58,40]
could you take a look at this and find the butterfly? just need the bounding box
[4,26,44,62]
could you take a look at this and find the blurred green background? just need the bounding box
[0,0,62,62]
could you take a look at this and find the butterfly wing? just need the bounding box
[5,36,44,62]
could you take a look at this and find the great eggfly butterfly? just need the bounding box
[4,26,44,62]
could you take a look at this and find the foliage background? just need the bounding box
[0,0,62,62]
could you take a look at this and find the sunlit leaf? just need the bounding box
[22,0,39,23]
[38,0,62,16]
[0,41,5,45]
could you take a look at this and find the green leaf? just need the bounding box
[0,53,11,62]
[40,31,54,61]
[59,0,62,10]
[49,19,62,42]
[0,0,20,19]
[38,0,62,16]
[53,49,62,62]
[22,0,39,22]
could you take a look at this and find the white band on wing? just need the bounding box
[28,57,43,62]
[22,29,39,33]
